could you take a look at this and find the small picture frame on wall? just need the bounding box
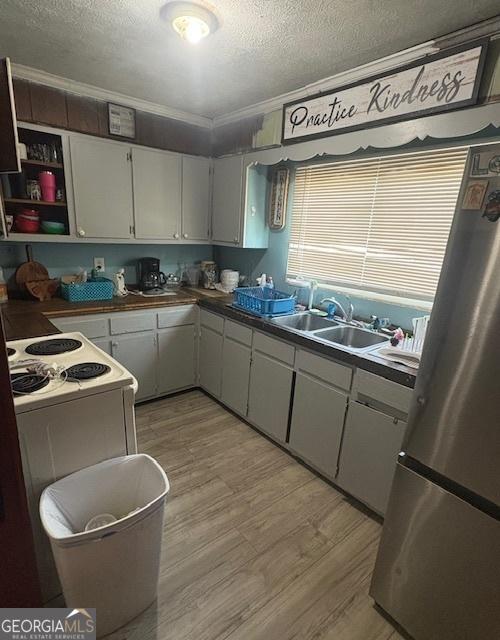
[108,103,136,139]
[269,165,289,230]
[463,180,488,210]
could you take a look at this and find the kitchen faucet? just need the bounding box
[320,295,354,323]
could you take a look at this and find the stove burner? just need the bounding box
[64,362,111,381]
[7,347,16,358]
[26,338,82,357]
[11,372,50,395]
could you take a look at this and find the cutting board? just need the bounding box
[15,244,49,291]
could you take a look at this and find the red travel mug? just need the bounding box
[39,171,56,202]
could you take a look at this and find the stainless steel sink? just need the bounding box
[271,313,338,332]
[312,325,389,350]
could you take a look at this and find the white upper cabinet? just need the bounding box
[70,136,134,239]
[212,155,244,244]
[132,147,181,240]
[211,154,269,248]
[182,155,210,241]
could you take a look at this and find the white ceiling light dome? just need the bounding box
[160,1,219,44]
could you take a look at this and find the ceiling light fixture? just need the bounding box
[160,1,219,45]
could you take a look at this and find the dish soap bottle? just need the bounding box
[0,267,8,303]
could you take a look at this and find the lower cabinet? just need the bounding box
[50,306,198,403]
[112,333,157,401]
[337,401,407,515]
[289,372,348,478]
[92,337,111,355]
[158,325,196,394]
[199,325,223,398]
[248,351,293,443]
[221,337,251,416]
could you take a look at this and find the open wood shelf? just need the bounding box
[4,198,67,207]
[21,159,64,169]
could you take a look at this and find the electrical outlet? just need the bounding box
[93,257,105,273]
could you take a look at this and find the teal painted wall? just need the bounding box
[216,155,430,331]
[0,242,213,286]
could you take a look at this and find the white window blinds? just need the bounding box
[287,147,468,301]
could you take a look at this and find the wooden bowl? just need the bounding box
[25,279,59,301]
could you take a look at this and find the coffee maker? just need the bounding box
[137,257,167,293]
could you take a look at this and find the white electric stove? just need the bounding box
[7,332,138,604]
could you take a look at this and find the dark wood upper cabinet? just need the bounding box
[0,58,21,173]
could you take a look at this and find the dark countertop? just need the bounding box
[1,288,416,388]
[0,288,223,341]
[198,297,417,389]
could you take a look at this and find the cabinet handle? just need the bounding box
[233,237,239,244]
[77,228,86,237]
[112,341,118,349]
[183,233,188,239]
[173,233,179,239]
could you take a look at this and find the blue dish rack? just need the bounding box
[61,277,114,303]
[232,287,296,318]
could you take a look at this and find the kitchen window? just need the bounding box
[287,146,468,304]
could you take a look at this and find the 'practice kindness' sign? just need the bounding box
[282,41,487,143]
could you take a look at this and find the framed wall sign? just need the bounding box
[108,103,136,139]
[269,165,289,230]
[282,40,488,144]
[463,180,488,210]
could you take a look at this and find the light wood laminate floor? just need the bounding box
[107,390,403,640]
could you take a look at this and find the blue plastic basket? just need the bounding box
[61,277,114,303]
[232,286,296,317]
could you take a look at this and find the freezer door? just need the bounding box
[371,463,500,640]
[404,145,500,505]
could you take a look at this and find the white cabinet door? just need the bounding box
[248,351,293,443]
[182,155,210,241]
[92,337,112,355]
[158,325,196,394]
[221,337,251,416]
[199,325,223,398]
[112,333,157,401]
[132,147,181,240]
[70,136,133,239]
[212,155,243,244]
[289,372,347,478]
[337,401,407,515]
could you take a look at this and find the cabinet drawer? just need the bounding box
[51,315,109,339]
[200,309,224,334]
[110,312,155,335]
[158,305,197,328]
[253,331,295,365]
[353,369,413,415]
[296,349,352,391]
[224,319,252,346]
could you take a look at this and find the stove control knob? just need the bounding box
[77,227,86,237]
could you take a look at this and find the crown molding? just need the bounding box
[10,16,500,131]
[213,16,500,127]
[11,63,212,129]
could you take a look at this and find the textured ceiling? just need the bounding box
[0,0,499,118]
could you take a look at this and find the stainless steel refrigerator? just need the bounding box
[370,143,500,640]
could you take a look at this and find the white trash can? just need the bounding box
[40,454,169,637]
